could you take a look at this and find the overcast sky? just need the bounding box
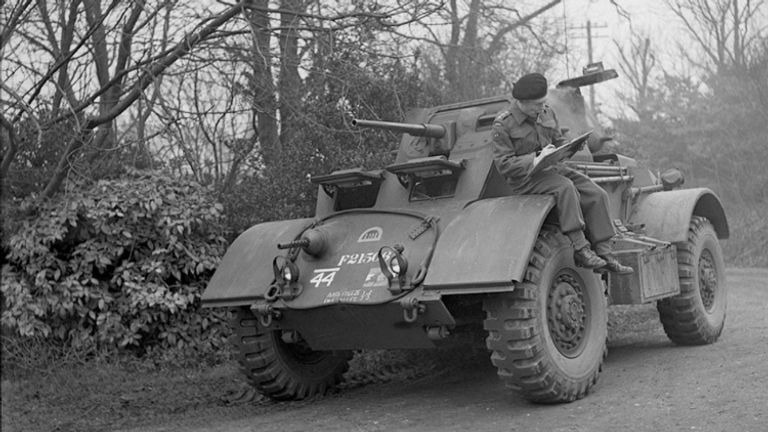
[559,0,680,70]
[549,0,691,116]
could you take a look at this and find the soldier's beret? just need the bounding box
[512,73,548,101]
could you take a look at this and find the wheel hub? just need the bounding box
[561,294,584,327]
[699,250,717,311]
[547,274,587,357]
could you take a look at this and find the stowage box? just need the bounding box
[610,237,680,304]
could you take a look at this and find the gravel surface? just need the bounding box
[109,267,768,432]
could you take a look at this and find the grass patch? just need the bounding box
[2,356,246,432]
[1,335,241,432]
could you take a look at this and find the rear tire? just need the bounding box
[483,228,607,403]
[657,216,726,345]
[229,307,352,400]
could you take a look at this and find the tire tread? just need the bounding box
[483,228,605,403]
[229,308,351,400]
[657,216,726,345]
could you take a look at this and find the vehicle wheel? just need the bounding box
[229,307,352,400]
[657,216,726,345]
[483,228,607,403]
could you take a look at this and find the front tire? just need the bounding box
[483,228,607,403]
[229,307,352,400]
[657,216,726,345]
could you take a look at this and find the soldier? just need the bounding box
[492,72,633,274]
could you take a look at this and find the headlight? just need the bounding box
[273,256,299,284]
[388,256,401,274]
[282,264,296,282]
[378,245,408,279]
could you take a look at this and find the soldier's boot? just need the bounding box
[573,246,607,269]
[594,241,634,275]
[600,255,634,274]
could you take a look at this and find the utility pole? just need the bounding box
[587,21,593,66]
[569,20,608,109]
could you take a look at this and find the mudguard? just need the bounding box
[423,195,555,291]
[630,188,729,243]
[201,218,313,307]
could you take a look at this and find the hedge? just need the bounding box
[1,171,230,355]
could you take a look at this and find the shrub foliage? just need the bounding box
[1,171,230,355]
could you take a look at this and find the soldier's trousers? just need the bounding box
[511,167,616,247]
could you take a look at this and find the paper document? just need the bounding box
[527,130,592,178]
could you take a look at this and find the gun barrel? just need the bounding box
[352,119,445,138]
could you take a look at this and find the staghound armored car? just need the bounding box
[201,67,728,403]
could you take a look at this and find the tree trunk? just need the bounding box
[456,0,480,101]
[277,0,304,150]
[0,114,17,177]
[83,0,116,152]
[51,0,81,116]
[245,0,279,166]
[444,0,461,100]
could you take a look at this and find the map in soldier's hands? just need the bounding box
[527,130,593,178]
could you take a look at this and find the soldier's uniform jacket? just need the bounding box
[492,102,565,184]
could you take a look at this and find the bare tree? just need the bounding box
[390,0,563,101]
[666,0,768,74]
[237,1,447,163]
[614,32,658,120]
[1,1,247,199]
[2,0,570,202]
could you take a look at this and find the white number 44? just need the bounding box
[310,269,338,288]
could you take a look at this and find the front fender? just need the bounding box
[630,188,729,243]
[423,195,555,290]
[201,218,314,307]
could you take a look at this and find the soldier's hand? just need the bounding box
[541,144,557,156]
[533,144,557,167]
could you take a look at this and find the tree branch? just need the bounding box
[488,0,560,56]
[0,0,35,51]
[15,0,118,121]
[83,1,246,130]
[0,83,43,179]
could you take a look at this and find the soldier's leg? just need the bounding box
[563,169,633,274]
[562,169,615,244]
[516,173,605,269]
[517,173,585,234]
[516,173,585,233]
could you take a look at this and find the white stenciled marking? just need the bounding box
[309,268,339,288]
[357,227,383,243]
[337,250,394,266]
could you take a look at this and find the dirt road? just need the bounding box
[123,268,767,432]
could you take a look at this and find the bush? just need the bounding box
[1,170,230,356]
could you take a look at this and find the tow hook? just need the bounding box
[251,302,282,327]
[399,297,426,323]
